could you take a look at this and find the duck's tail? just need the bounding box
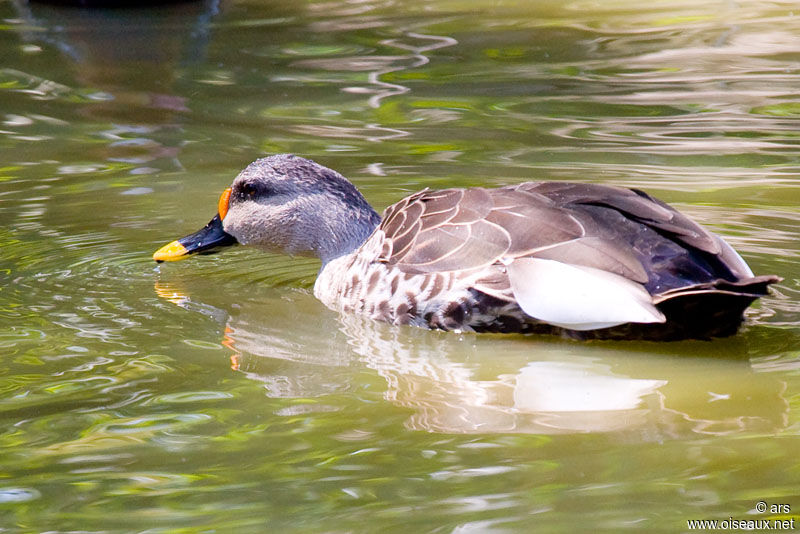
[570,274,781,341]
[646,275,781,339]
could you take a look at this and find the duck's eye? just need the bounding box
[236,182,260,200]
[242,182,257,197]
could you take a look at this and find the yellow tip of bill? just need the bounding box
[153,240,188,262]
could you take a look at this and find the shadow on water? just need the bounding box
[152,277,790,440]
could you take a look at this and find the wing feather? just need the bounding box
[419,188,463,214]
[375,181,749,294]
[403,220,510,272]
[532,237,648,283]
[485,204,583,256]
[448,187,493,224]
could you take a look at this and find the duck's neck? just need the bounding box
[314,199,381,266]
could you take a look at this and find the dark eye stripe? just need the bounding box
[235,181,274,200]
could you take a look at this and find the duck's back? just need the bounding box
[319,181,778,340]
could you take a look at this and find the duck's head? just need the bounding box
[153,154,381,264]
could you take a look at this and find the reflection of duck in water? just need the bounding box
[153,281,789,437]
[154,154,779,340]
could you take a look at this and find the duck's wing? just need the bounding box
[379,182,757,282]
[521,182,757,279]
[375,182,768,331]
[378,185,581,273]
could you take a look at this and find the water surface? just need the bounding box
[1,0,799,531]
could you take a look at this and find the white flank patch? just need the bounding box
[506,258,665,330]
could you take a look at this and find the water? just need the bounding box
[1,0,799,531]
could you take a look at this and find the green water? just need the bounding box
[1,0,799,531]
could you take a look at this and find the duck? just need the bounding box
[153,154,779,340]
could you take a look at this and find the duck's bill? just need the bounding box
[153,213,238,262]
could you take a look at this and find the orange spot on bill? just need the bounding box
[218,187,232,220]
